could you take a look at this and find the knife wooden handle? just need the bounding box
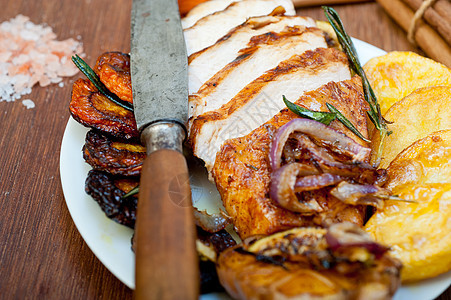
[135,148,199,300]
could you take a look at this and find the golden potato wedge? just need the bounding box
[365,129,451,282]
[371,86,451,169]
[363,51,451,114]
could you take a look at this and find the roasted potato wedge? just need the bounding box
[94,52,133,103]
[83,129,145,176]
[363,51,451,114]
[70,78,139,140]
[217,225,401,300]
[371,86,451,169]
[366,130,451,282]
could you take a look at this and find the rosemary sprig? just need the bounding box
[71,54,134,112]
[283,96,370,142]
[326,103,370,143]
[122,186,139,199]
[323,6,391,167]
[283,95,336,125]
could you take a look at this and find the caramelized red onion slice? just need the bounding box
[289,132,375,179]
[269,118,371,170]
[325,222,389,258]
[294,173,343,193]
[330,181,390,209]
[269,162,323,213]
[193,207,231,233]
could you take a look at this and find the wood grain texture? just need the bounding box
[0,0,449,299]
[135,149,198,300]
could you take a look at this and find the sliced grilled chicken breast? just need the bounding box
[189,27,327,124]
[182,0,240,29]
[188,15,318,94]
[190,48,352,171]
[184,0,296,55]
[212,76,369,238]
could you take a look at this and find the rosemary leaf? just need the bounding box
[71,54,134,112]
[326,103,370,143]
[283,95,336,125]
[122,186,139,199]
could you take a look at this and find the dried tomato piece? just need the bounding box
[70,78,139,139]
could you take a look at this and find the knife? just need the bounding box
[130,0,199,299]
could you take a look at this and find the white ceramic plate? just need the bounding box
[59,39,451,299]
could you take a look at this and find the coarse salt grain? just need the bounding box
[0,14,84,104]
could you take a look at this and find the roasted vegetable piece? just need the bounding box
[83,129,145,176]
[363,51,451,115]
[85,170,138,228]
[212,77,371,238]
[70,78,139,139]
[366,129,451,282]
[94,52,133,103]
[217,225,401,300]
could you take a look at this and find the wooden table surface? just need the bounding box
[0,0,449,299]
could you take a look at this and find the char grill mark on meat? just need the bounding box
[212,77,369,238]
[183,0,296,55]
[188,27,327,124]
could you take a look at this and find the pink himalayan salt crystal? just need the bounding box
[0,14,84,104]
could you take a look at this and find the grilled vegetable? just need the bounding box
[217,224,401,300]
[366,130,451,282]
[370,86,451,169]
[94,52,133,104]
[85,170,138,228]
[70,78,139,139]
[363,51,451,115]
[83,129,145,176]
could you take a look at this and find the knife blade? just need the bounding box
[130,0,199,299]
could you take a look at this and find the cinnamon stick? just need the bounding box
[402,0,451,45]
[376,0,451,67]
[292,0,372,7]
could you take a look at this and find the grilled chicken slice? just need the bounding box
[182,0,240,29]
[212,76,369,238]
[190,48,351,171]
[188,14,317,94]
[184,0,296,55]
[189,27,327,124]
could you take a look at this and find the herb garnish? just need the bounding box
[323,6,391,166]
[283,96,370,143]
[71,54,134,112]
